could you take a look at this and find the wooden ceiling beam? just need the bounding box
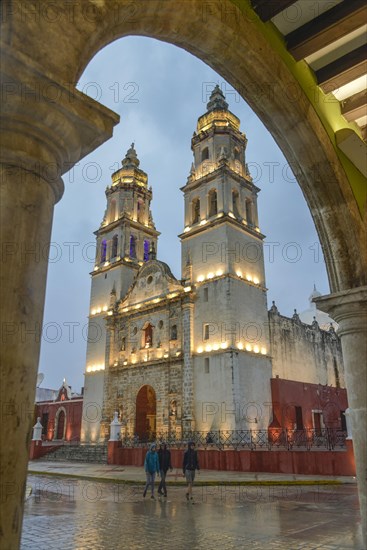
[286,0,367,60]
[316,45,367,92]
[341,90,367,122]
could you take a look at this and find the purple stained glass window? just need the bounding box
[101,240,107,263]
[144,239,150,262]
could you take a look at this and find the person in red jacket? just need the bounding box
[182,441,200,502]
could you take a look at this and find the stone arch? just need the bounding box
[2,2,366,546]
[3,1,366,290]
[3,1,365,289]
[70,5,364,291]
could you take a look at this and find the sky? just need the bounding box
[38,37,329,392]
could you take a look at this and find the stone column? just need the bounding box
[315,287,367,548]
[0,162,59,547]
[184,193,190,227]
[220,169,229,214]
[0,44,119,548]
[182,297,195,433]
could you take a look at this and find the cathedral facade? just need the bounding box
[81,87,345,443]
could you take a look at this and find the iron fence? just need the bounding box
[119,428,347,451]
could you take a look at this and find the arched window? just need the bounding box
[192,198,200,224]
[101,240,107,263]
[130,235,137,258]
[144,239,150,262]
[109,199,116,223]
[144,324,153,348]
[245,199,253,225]
[201,147,209,161]
[170,324,177,340]
[112,234,118,258]
[232,190,240,218]
[234,147,240,160]
[208,189,217,217]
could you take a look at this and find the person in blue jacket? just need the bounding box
[143,443,160,499]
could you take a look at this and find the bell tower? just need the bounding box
[180,85,262,281]
[180,86,272,431]
[81,144,160,442]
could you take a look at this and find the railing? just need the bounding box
[119,428,347,451]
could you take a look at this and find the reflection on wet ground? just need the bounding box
[21,475,364,549]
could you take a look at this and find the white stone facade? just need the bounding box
[268,303,344,387]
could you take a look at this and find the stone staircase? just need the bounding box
[43,444,108,463]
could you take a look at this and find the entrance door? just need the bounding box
[56,410,65,440]
[135,386,156,441]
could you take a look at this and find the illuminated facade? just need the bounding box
[81,143,160,441]
[81,87,345,443]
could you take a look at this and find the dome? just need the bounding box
[299,285,338,331]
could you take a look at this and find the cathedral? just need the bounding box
[80,87,345,444]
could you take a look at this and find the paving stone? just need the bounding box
[21,476,364,550]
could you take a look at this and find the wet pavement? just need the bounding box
[21,474,364,549]
[28,460,356,484]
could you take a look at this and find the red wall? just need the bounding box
[35,399,83,442]
[270,378,348,430]
[29,441,63,460]
[108,441,355,476]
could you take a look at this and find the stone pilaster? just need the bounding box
[315,287,367,548]
[0,45,119,549]
[182,297,195,432]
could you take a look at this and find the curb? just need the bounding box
[28,470,344,486]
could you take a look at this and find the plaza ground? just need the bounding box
[21,462,365,549]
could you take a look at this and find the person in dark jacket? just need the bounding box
[157,442,172,497]
[143,443,160,499]
[182,441,200,501]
